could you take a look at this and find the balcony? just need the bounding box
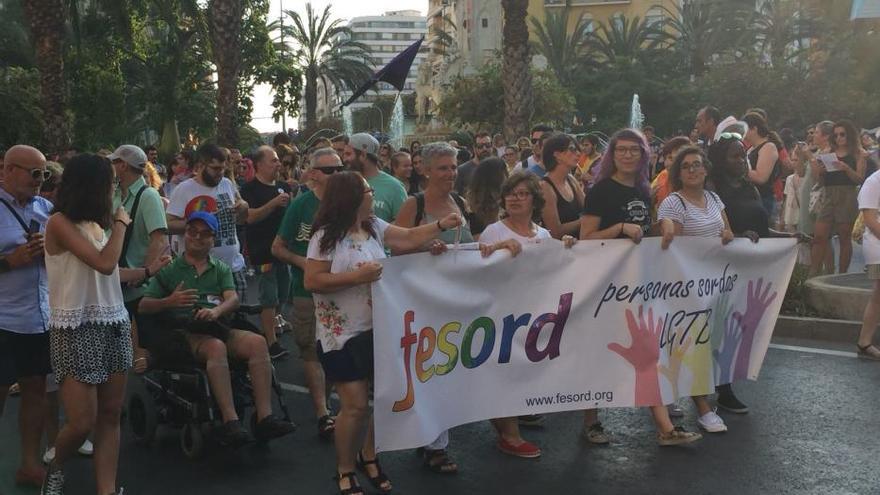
[545,0,630,6]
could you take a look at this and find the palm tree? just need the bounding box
[657,0,726,76]
[501,0,534,141]
[749,0,817,68]
[584,14,666,68]
[282,3,374,130]
[529,2,593,88]
[210,0,243,147]
[22,0,70,151]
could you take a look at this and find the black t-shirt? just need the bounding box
[582,178,651,236]
[240,180,291,265]
[716,182,769,237]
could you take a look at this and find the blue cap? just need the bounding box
[186,211,219,234]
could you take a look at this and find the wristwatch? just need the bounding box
[0,258,10,274]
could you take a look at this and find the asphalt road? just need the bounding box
[1,332,878,495]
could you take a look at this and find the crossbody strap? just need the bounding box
[119,185,148,268]
[0,198,30,233]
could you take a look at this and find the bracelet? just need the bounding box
[436,219,448,232]
[115,219,130,227]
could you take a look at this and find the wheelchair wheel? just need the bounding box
[181,422,205,460]
[128,392,158,445]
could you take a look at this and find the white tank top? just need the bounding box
[45,222,128,329]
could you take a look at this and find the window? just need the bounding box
[481,18,488,28]
[645,7,664,27]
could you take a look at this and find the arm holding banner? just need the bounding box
[580,215,642,242]
[383,213,462,253]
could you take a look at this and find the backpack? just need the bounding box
[413,191,471,227]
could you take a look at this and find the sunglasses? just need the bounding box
[476,143,492,149]
[313,166,345,175]
[718,132,743,141]
[10,163,52,181]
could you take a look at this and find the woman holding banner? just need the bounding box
[304,172,463,495]
[580,128,702,446]
[657,145,734,434]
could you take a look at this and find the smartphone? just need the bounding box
[28,219,40,235]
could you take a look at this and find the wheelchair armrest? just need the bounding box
[238,303,263,315]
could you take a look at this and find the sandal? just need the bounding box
[334,471,365,495]
[356,452,392,493]
[318,415,336,440]
[857,344,880,361]
[422,448,458,474]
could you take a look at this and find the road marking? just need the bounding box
[769,343,858,358]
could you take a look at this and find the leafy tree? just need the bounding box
[584,14,666,67]
[657,0,732,77]
[529,2,593,87]
[0,67,42,147]
[281,3,375,129]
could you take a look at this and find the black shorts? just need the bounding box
[138,314,236,366]
[0,328,52,386]
[317,330,374,383]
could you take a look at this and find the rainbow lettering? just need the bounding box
[392,293,573,412]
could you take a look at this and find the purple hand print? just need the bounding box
[732,278,778,380]
[712,311,742,385]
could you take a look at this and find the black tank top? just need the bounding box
[543,175,582,224]
[747,141,780,201]
[824,154,857,186]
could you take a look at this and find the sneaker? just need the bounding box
[657,426,702,446]
[668,403,684,418]
[518,414,544,427]
[9,382,20,396]
[43,447,55,465]
[857,344,880,361]
[697,409,728,433]
[254,414,297,441]
[77,439,94,456]
[214,420,252,448]
[716,391,749,414]
[16,466,46,488]
[269,341,290,360]
[40,468,64,495]
[583,422,611,445]
[497,437,541,458]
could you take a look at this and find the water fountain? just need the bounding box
[629,94,644,130]
[389,93,405,149]
[342,105,353,136]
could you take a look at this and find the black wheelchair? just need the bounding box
[127,305,293,459]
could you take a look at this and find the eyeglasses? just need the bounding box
[9,163,52,181]
[614,146,642,156]
[184,228,215,239]
[504,190,531,200]
[681,162,705,172]
[313,166,344,175]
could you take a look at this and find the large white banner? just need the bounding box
[372,237,797,452]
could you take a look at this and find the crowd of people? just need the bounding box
[1,104,879,495]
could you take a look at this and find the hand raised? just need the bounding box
[608,306,663,372]
[713,311,742,385]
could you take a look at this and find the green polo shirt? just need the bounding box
[277,190,319,298]
[143,255,235,320]
[113,177,168,302]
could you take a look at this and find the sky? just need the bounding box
[250,0,426,133]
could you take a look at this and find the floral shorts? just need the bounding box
[50,320,133,385]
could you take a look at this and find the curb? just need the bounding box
[774,315,862,343]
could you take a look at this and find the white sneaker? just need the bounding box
[697,409,728,433]
[42,447,55,464]
[78,439,94,456]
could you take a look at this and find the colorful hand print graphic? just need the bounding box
[660,335,692,399]
[608,306,664,407]
[732,278,777,380]
[712,311,742,385]
[680,312,713,396]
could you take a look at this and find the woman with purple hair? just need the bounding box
[579,129,702,447]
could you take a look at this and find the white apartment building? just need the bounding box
[304,10,428,126]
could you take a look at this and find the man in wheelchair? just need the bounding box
[138,212,295,447]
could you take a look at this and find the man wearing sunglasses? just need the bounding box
[270,147,341,440]
[453,131,494,195]
[0,145,54,487]
[240,146,293,360]
[524,124,554,178]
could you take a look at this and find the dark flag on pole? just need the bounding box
[342,37,424,107]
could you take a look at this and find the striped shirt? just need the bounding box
[657,191,726,238]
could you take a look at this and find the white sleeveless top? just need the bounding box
[45,222,128,330]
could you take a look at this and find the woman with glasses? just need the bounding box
[810,120,867,275]
[657,146,735,433]
[378,143,393,171]
[540,133,585,239]
[580,128,702,447]
[304,172,462,495]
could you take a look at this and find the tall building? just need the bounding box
[303,10,428,127]
[416,0,505,127]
